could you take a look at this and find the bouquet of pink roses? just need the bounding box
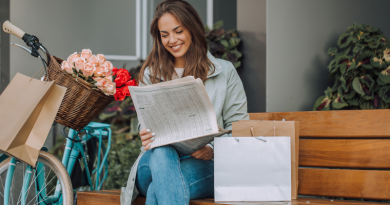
[61,49,115,96]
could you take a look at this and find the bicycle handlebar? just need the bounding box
[3,20,25,39]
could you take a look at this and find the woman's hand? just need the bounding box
[139,128,155,151]
[191,145,213,161]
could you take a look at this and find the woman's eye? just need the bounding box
[177,30,183,34]
[162,35,167,38]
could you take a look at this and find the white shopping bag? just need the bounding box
[214,137,291,202]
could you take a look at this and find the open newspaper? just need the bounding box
[129,76,230,155]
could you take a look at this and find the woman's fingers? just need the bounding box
[140,129,155,142]
[139,128,150,136]
[144,142,152,151]
[141,136,155,146]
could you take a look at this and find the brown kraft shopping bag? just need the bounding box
[0,73,66,166]
[232,120,299,199]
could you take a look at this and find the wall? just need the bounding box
[237,0,266,112]
[267,0,390,112]
[0,0,10,94]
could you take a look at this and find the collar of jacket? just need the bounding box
[150,51,223,82]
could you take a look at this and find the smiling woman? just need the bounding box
[139,0,215,84]
[121,0,249,205]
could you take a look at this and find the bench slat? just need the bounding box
[300,139,390,169]
[298,168,390,200]
[77,190,389,204]
[249,110,390,138]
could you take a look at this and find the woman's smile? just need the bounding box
[170,43,183,52]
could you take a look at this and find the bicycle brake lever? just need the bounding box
[11,43,40,58]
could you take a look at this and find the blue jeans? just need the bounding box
[135,146,214,205]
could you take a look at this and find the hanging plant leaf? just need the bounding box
[378,85,390,103]
[233,61,241,69]
[346,61,356,73]
[229,37,241,48]
[332,100,349,109]
[328,47,338,56]
[346,96,361,106]
[370,55,386,69]
[220,40,230,49]
[359,95,387,109]
[338,32,353,48]
[328,59,337,72]
[377,72,390,85]
[359,75,375,90]
[313,96,331,111]
[352,77,364,95]
[344,90,356,100]
[230,49,242,59]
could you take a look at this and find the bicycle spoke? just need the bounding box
[32,185,59,205]
[27,174,57,205]
[0,175,4,198]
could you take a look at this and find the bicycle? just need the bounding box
[0,21,112,205]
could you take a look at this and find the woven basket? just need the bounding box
[45,56,114,131]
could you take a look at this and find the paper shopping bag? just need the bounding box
[214,137,291,202]
[0,73,66,166]
[232,120,299,199]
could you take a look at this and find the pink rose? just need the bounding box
[104,75,113,82]
[94,65,106,77]
[102,82,116,96]
[61,61,74,74]
[94,77,109,88]
[88,55,99,66]
[74,57,86,72]
[80,49,92,60]
[103,61,113,72]
[67,52,79,63]
[96,54,106,65]
[81,63,95,77]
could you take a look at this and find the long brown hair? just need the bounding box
[139,0,214,84]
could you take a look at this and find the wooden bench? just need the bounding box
[77,109,390,205]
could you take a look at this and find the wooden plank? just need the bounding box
[77,190,388,204]
[298,168,390,200]
[249,110,390,138]
[300,139,390,169]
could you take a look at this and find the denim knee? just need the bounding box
[151,146,178,158]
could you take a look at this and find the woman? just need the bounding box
[121,0,249,204]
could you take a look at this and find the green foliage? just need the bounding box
[205,21,242,68]
[313,23,390,111]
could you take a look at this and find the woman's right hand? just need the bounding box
[139,128,155,151]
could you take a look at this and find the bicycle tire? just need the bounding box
[0,151,73,205]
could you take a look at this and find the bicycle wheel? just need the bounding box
[0,151,73,205]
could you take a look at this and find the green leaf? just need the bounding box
[328,47,338,56]
[220,40,230,49]
[359,75,375,90]
[347,61,356,73]
[352,77,364,95]
[346,96,361,106]
[229,37,241,48]
[338,32,353,48]
[332,100,349,109]
[213,20,224,29]
[339,63,347,74]
[230,49,242,59]
[233,61,241,68]
[328,59,337,72]
[344,90,356,100]
[379,85,390,103]
[312,96,325,111]
[378,73,390,85]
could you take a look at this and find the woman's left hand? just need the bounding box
[191,145,213,160]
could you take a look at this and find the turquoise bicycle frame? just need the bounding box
[1,122,111,205]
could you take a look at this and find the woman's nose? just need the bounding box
[169,34,178,44]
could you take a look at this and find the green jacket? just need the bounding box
[121,51,249,204]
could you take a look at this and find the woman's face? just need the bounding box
[158,12,191,60]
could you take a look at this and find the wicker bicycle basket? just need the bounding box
[45,56,114,131]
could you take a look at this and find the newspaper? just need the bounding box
[129,76,230,155]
